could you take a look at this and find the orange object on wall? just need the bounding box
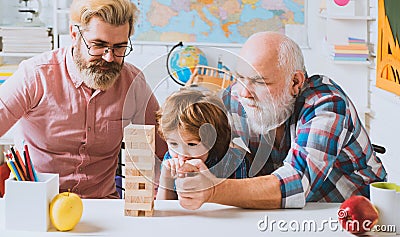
[376,0,400,95]
[0,163,11,197]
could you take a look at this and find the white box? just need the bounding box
[327,0,355,16]
[4,173,59,232]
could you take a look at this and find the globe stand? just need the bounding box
[166,41,185,86]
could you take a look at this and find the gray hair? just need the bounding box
[278,36,307,80]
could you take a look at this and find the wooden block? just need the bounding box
[123,125,155,145]
[125,168,142,176]
[125,180,154,190]
[125,202,153,211]
[125,166,154,177]
[126,195,153,203]
[125,189,153,197]
[125,154,154,163]
[124,124,155,135]
[125,162,154,171]
[124,209,154,217]
[124,141,154,150]
[124,176,149,183]
[125,148,154,157]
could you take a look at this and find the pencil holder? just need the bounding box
[4,172,59,232]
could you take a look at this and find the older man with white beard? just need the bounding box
[174,31,386,210]
[0,0,167,198]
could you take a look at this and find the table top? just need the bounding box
[0,199,356,236]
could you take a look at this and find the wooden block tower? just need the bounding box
[123,124,155,217]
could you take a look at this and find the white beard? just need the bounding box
[239,87,296,135]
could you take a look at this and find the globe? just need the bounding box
[169,45,208,84]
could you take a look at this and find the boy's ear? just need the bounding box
[290,71,305,97]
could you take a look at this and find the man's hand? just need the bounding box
[175,159,219,210]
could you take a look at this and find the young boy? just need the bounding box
[156,88,248,200]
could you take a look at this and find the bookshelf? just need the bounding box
[53,0,72,49]
[318,0,373,123]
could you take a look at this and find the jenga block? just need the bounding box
[123,125,155,143]
[124,209,154,217]
[124,124,155,134]
[126,195,153,203]
[125,180,153,190]
[125,168,154,178]
[125,148,154,157]
[124,176,149,183]
[125,168,141,176]
[124,154,154,163]
[125,202,153,211]
[124,141,154,150]
[125,189,153,197]
[125,162,154,171]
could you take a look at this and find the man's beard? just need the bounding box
[239,85,296,135]
[73,44,123,90]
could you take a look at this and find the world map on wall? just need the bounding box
[133,0,305,44]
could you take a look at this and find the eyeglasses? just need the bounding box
[74,25,133,57]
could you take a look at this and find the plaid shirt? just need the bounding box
[222,75,387,208]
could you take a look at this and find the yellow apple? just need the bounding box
[49,191,83,231]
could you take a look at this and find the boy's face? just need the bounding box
[165,129,209,163]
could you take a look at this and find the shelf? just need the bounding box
[319,12,374,20]
[0,52,40,57]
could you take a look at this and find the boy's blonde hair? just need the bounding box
[70,0,139,36]
[157,88,231,160]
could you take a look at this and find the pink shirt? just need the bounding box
[0,47,165,198]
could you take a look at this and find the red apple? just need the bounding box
[338,196,379,234]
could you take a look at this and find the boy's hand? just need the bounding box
[162,158,184,178]
[175,159,218,210]
[176,162,199,178]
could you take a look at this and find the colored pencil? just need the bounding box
[10,147,27,181]
[8,160,23,181]
[24,145,38,182]
[10,147,26,179]
[6,159,19,181]
[24,145,35,181]
[23,151,31,181]
[15,150,28,180]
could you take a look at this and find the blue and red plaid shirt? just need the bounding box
[222,74,387,208]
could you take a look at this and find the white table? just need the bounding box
[0,199,356,236]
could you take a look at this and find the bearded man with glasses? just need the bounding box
[0,0,167,199]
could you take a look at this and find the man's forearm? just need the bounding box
[209,175,282,209]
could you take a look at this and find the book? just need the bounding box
[2,47,52,53]
[0,26,51,38]
[2,36,53,44]
[334,45,368,50]
[334,49,369,54]
[348,37,366,43]
[333,56,368,61]
[333,53,369,58]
